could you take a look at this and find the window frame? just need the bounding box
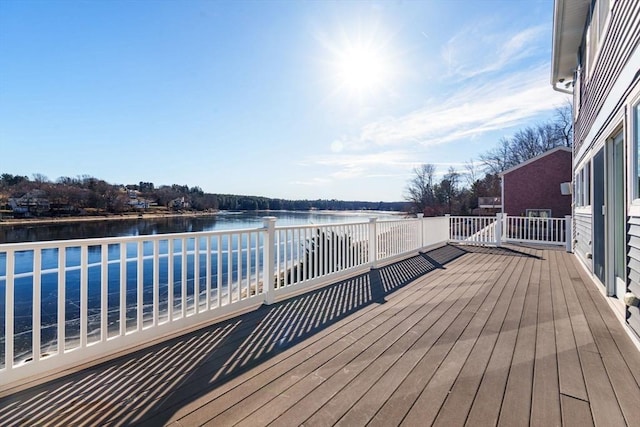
[585,0,613,81]
[526,209,552,218]
[575,170,582,207]
[628,88,640,216]
[584,161,591,206]
[632,100,640,203]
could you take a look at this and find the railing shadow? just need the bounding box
[0,244,483,425]
[454,244,543,259]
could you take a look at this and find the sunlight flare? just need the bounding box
[317,19,398,103]
[334,42,390,95]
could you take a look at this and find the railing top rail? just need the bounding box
[274,220,370,232]
[0,226,264,251]
[273,217,419,232]
[449,215,498,220]
[505,216,567,219]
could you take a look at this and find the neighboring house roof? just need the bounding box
[551,0,590,86]
[500,146,572,177]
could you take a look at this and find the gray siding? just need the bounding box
[574,212,592,272]
[627,216,640,337]
[574,1,640,155]
[628,305,640,339]
[628,216,640,296]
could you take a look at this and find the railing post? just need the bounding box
[6,249,14,371]
[417,213,424,250]
[495,213,502,247]
[369,217,378,268]
[262,217,277,304]
[445,214,451,242]
[565,215,573,253]
[502,213,508,242]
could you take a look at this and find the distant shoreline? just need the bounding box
[0,211,220,227]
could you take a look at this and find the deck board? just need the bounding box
[367,253,515,427]
[399,250,527,426]
[337,256,520,427]
[431,252,533,426]
[551,250,589,402]
[2,244,640,427]
[307,256,509,427]
[497,248,541,427]
[531,245,562,426]
[461,250,535,427]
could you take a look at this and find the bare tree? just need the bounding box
[404,164,436,214]
[510,127,545,164]
[480,103,573,174]
[554,101,573,147]
[32,173,49,183]
[438,166,460,214]
[480,137,511,174]
[464,159,480,188]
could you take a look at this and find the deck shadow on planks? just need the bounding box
[0,244,477,426]
[455,243,543,259]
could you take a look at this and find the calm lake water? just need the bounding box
[0,210,403,244]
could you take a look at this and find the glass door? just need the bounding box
[593,149,605,285]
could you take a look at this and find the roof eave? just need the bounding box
[500,146,572,177]
[550,0,591,87]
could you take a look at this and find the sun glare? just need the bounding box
[317,18,399,105]
[335,44,389,95]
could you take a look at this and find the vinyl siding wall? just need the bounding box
[574,1,640,156]
[572,0,640,339]
[627,217,640,336]
[574,212,593,272]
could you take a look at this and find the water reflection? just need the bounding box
[0,211,400,244]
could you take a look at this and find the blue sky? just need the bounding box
[0,0,569,202]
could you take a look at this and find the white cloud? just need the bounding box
[443,24,547,80]
[330,140,344,153]
[296,150,414,182]
[334,63,568,151]
[314,150,412,168]
[291,177,332,187]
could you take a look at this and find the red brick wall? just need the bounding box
[503,149,572,217]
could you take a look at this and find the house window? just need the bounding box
[575,171,582,207]
[526,209,551,218]
[575,165,591,208]
[598,0,610,39]
[585,0,612,80]
[584,162,591,205]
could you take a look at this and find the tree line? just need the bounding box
[405,104,572,215]
[0,174,408,217]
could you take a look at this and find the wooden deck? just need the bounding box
[2,244,640,426]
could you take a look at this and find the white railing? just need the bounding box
[503,214,570,248]
[0,227,268,393]
[269,220,371,299]
[448,215,500,245]
[447,214,571,250]
[0,215,448,393]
